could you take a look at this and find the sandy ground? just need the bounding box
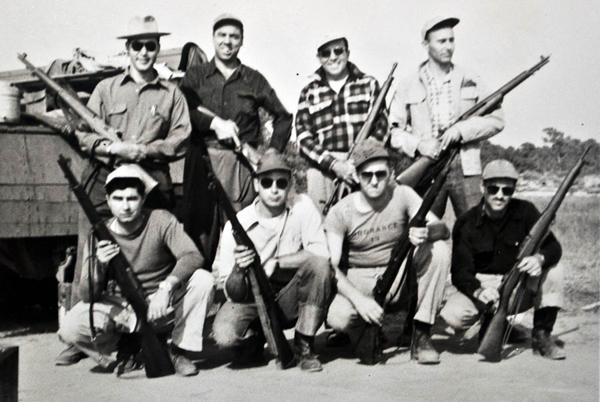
[2,310,598,402]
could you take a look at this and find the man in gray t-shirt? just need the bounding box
[325,138,451,364]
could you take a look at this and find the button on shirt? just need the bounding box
[451,198,562,298]
[421,62,454,136]
[217,194,330,287]
[77,69,192,163]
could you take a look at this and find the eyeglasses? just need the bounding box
[260,177,289,190]
[318,47,345,59]
[486,185,515,196]
[359,170,389,182]
[130,41,158,52]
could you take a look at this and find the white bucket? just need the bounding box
[0,81,21,124]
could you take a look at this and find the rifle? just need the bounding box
[478,145,590,361]
[57,155,175,378]
[397,56,550,194]
[209,173,296,369]
[354,148,458,364]
[322,62,398,215]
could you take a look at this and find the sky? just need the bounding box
[1,0,599,147]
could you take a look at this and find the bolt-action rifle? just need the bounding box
[322,62,397,215]
[478,145,590,361]
[354,148,458,365]
[397,56,550,195]
[57,155,175,378]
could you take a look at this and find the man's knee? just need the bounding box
[185,269,215,299]
[326,296,357,332]
[211,304,247,348]
[440,292,480,330]
[301,255,334,282]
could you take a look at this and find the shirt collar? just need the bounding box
[419,61,453,85]
[476,198,523,227]
[120,66,163,87]
[205,57,244,79]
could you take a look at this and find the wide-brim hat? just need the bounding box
[353,137,390,170]
[117,15,170,40]
[421,16,459,41]
[104,164,158,196]
[317,33,348,52]
[482,159,519,181]
[255,150,292,176]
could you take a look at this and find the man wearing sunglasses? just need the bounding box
[325,138,451,364]
[389,16,504,219]
[440,160,565,359]
[212,151,334,372]
[296,34,388,214]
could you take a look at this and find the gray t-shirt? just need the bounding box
[325,185,422,268]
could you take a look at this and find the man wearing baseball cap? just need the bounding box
[296,34,388,214]
[58,166,215,376]
[389,16,505,219]
[325,138,451,364]
[440,160,566,359]
[212,150,334,372]
[58,15,193,367]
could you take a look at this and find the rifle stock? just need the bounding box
[354,149,458,364]
[477,145,590,361]
[397,56,550,193]
[322,62,398,215]
[57,155,175,378]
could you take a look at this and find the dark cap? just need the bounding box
[353,137,390,170]
[255,150,292,176]
[422,16,459,41]
[213,13,244,34]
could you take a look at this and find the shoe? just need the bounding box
[294,332,323,373]
[171,347,200,376]
[116,352,144,376]
[412,322,440,365]
[326,331,351,348]
[532,329,566,360]
[55,345,87,366]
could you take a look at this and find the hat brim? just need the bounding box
[117,32,171,40]
[424,17,459,40]
[355,155,390,170]
[254,167,292,176]
[317,36,347,52]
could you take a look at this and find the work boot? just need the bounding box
[326,331,351,348]
[412,321,440,365]
[294,332,322,373]
[170,346,199,376]
[532,307,566,360]
[55,345,87,366]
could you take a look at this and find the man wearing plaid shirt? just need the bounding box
[296,34,388,214]
[389,17,504,219]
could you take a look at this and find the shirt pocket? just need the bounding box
[106,103,127,130]
[237,91,258,115]
[345,93,371,115]
[308,98,334,131]
[459,86,478,111]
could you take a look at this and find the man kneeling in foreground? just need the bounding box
[213,151,334,372]
[325,138,451,364]
[439,160,565,359]
[58,165,215,376]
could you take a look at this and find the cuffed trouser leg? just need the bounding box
[533,264,564,309]
[172,269,215,352]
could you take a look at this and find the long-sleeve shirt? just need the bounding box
[296,62,388,172]
[76,68,192,164]
[451,199,562,299]
[179,58,292,152]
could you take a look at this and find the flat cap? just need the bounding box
[117,15,170,40]
[422,16,459,41]
[482,159,519,181]
[105,164,158,196]
[213,13,244,33]
[255,150,292,176]
[353,137,390,170]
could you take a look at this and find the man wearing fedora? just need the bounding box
[57,14,194,368]
[58,165,215,376]
[296,34,388,215]
[325,138,451,364]
[389,17,504,219]
[179,14,292,263]
[212,151,334,372]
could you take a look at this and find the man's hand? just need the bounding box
[439,125,461,152]
[352,293,384,326]
[96,240,119,265]
[331,160,358,184]
[517,254,544,277]
[476,287,500,304]
[417,138,442,159]
[148,288,170,321]
[234,245,256,269]
[210,116,239,141]
[409,226,429,246]
[109,142,147,162]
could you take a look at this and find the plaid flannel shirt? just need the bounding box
[421,63,455,136]
[296,62,388,172]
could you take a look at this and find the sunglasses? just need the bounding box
[130,41,158,52]
[260,177,289,190]
[486,185,515,196]
[359,170,389,182]
[318,47,345,59]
